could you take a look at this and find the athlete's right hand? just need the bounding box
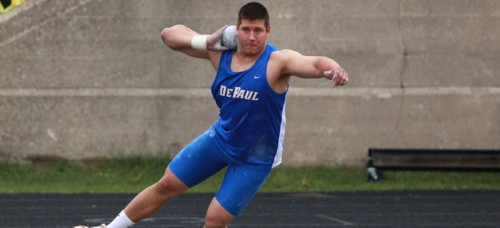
[324,66,349,87]
[206,25,229,51]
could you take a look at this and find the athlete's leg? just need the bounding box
[123,167,188,222]
[110,129,228,226]
[204,198,233,228]
[204,165,272,227]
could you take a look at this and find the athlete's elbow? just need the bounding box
[160,27,175,48]
[160,25,183,50]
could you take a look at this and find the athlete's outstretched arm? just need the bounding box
[274,49,348,87]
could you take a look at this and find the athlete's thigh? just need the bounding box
[168,130,227,187]
[214,165,271,216]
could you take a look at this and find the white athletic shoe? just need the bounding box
[73,224,106,228]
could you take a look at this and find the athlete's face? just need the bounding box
[237,19,270,56]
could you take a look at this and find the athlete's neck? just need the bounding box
[231,47,266,72]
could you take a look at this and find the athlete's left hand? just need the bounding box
[324,66,348,87]
[206,25,229,51]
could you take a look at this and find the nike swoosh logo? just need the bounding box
[254,76,261,79]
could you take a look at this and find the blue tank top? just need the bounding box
[210,44,287,168]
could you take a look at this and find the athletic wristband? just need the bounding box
[191,35,208,50]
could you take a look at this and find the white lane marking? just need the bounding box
[315,214,354,226]
[84,216,204,224]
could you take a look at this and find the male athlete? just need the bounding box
[75,2,348,228]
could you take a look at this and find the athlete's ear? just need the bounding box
[266,25,271,36]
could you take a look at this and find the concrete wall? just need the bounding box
[1,0,499,166]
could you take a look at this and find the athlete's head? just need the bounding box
[237,2,270,30]
[236,2,270,55]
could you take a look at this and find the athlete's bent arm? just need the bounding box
[161,24,229,70]
[160,24,210,59]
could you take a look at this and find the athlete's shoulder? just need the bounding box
[268,48,306,78]
[269,48,301,63]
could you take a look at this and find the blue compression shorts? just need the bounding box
[168,129,272,216]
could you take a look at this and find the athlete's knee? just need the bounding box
[204,217,229,228]
[204,198,234,228]
[152,168,188,198]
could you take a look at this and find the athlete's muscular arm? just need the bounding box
[161,25,210,59]
[270,49,348,87]
[160,25,226,70]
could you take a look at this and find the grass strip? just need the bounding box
[1,157,500,193]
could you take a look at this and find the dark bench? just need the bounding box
[366,148,500,181]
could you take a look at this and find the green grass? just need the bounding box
[1,157,500,193]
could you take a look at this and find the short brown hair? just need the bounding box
[237,2,270,28]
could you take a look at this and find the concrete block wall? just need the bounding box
[1,0,499,166]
